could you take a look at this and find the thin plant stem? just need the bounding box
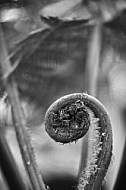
[86,24,101,97]
[79,23,102,174]
[0,24,46,190]
[0,130,29,190]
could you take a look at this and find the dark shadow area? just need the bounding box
[113,108,126,190]
[45,175,77,190]
[113,148,126,190]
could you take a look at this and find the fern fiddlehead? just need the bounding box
[45,93,113,190]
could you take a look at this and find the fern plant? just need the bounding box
[45,93,113,189]
[0,0,126,190]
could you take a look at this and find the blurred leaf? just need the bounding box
[10,17,92,110]
[102,10,126,60]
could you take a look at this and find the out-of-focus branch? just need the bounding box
[0,23,46,190]
[0,130,29,190]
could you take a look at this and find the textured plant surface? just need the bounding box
[45,93,113,190]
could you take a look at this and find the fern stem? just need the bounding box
[85,23,101,96]
[79,22,102,177]
[0,24,46,190]
[0,130,28,190]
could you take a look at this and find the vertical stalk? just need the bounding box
[0,24,46,190]
[79,23,102,174]
[0,130,29,190]
[86,24,101,97]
